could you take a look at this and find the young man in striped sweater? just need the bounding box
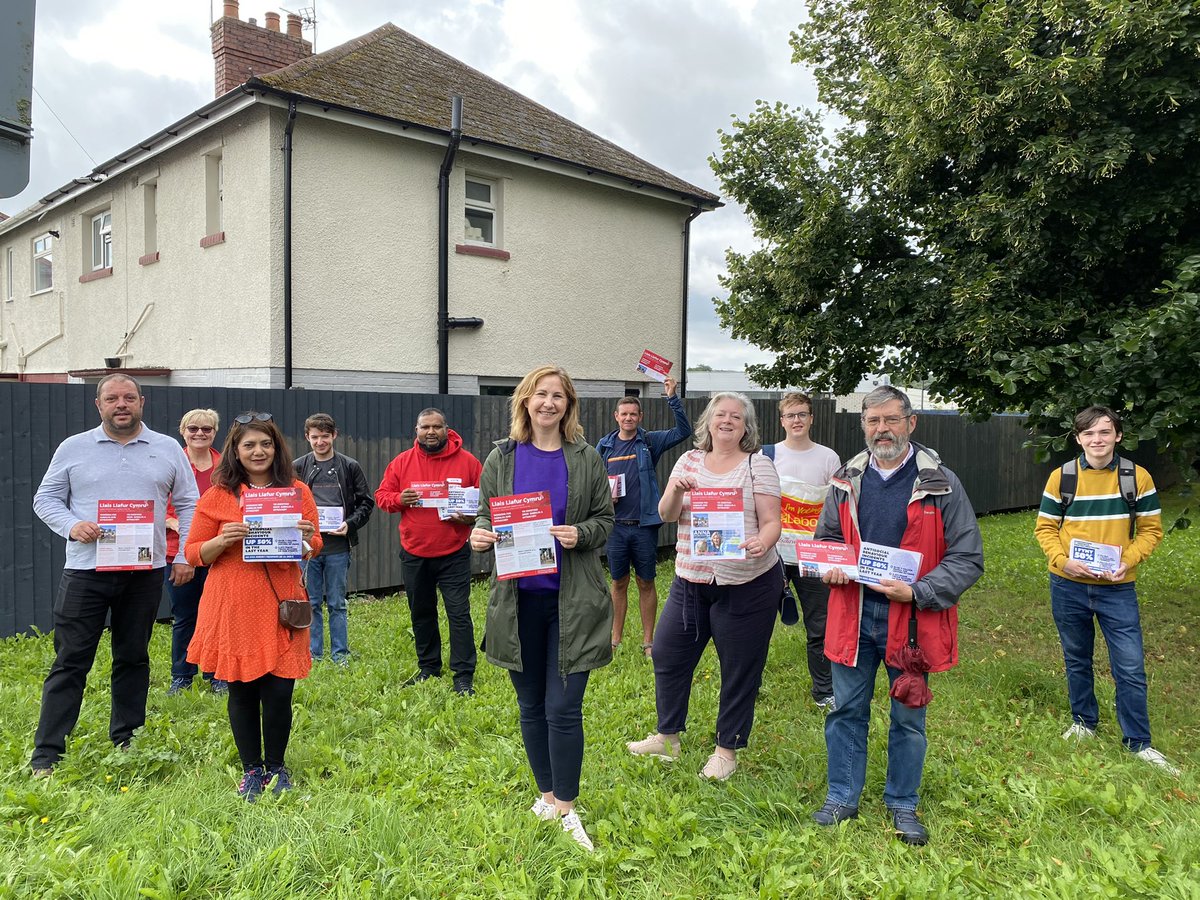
[1034,405,1177,775]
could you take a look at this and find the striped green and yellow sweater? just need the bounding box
[1034,456,1162,584]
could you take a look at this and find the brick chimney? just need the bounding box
[211,1,313,97]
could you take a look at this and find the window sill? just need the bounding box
[456,243,510,261]
[200,232,225,249]
[138,251,160,266]
[30,287,55,297]
[79,268,113,284]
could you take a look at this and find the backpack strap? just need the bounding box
[1058,455,1139,538]
[1057,458,1077,528]
[1116,456,1139,539]
[762,444,776,461]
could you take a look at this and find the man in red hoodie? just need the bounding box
[376,408,483,695]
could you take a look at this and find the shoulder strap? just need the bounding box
[1057,458,1077,527]
[762,444,776,461]
[1116,456,1138,538]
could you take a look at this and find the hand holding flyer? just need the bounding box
[242,487,303,561]
[1069,538,1123,575]
[317,506,344,532]
[636,349,673,383]
[857,541,923,585]
[690,488,746,559]
[96,499,155,570]
[439,479,480,520]
[490,491,557,580]
[409,481,449,509]
[794,539,858,580]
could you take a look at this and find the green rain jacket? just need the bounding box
[477,437,614,675]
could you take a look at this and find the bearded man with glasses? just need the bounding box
[810,386,983,847]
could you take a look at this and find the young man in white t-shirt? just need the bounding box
[767,392,840,709]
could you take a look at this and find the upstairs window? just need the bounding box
[464,177,497,246]
[91,211,112,271]
[5,247,13,300]
[205,153,223,236]
[32,234,54,292]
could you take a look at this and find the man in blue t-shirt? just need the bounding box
[596,377,692,656]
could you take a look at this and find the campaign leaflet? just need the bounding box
[689,487,746,559]
[410,480,449,509]
[242,487,303,562]
[317,506,344,532]
[777,475,828,565]
[608,473,626,500]
[490,491,557,580]
[438,479,480,521]
[793,540,858,580]
[1069,538,1123,575]
[856,541,923,585]
[636,349,673,383]
[96,499,155,570]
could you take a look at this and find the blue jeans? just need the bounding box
[508,590,591,803]
[1050,574,1152,751]
[306,551,351,661]
[824,599,927,811]
[165,565,213,682]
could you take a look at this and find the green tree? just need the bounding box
[712,0,1200,462]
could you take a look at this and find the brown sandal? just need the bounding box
[642,642,653,658]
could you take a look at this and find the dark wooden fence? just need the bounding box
[1,383,1073,638]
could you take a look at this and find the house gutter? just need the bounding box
[680,206,702,398]
[437,96,463,396]
[283,100,297,389]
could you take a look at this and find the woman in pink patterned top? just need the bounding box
[626,392,783,781]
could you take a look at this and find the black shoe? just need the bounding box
[891,808,929,846]
[401,670,440,687]
[453,676,475,696]
[812,801,859,826]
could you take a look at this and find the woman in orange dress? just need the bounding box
[186,412,321,801]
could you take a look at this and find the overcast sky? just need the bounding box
[6,0,819,371]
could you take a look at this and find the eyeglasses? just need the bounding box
[781,412,811,421]
[863,415,910,428]
[234,412,274,425]
[185,425,215,434]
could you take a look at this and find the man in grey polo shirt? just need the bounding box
[30,374,199,776]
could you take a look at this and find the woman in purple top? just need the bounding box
[471,366,614,852]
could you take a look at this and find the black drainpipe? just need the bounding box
[283,100,298,389]
[437,96,464,395]
[680,206,703,398]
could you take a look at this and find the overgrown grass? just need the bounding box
[2,504,1199,898]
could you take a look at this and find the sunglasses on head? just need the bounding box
[234,412,274,425]
[185,425,215,434]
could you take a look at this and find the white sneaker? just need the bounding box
[626,733,680,760]
[700,752,737,781]
[1062,721,1097,740]
[560,810,594,852]
[1135,747,1181,776]
[530,797,556,821]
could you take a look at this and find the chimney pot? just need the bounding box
[248,17,257,26]
[286,14,302,38]
[264,11,280,32]
[222,0,239,19]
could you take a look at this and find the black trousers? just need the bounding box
[400,543,476,678]
[31,567,164,768]
[227,673,295,770]
[784,563,834,700]
[651,566,782,750]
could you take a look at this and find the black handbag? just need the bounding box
[263,563,312,630]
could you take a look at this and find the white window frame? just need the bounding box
[143,181,158,256]
[5,247,13,300]
[32,234,54,292]
[91,211,112,271]
[464,176,499,247]
[205,153,223,236]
